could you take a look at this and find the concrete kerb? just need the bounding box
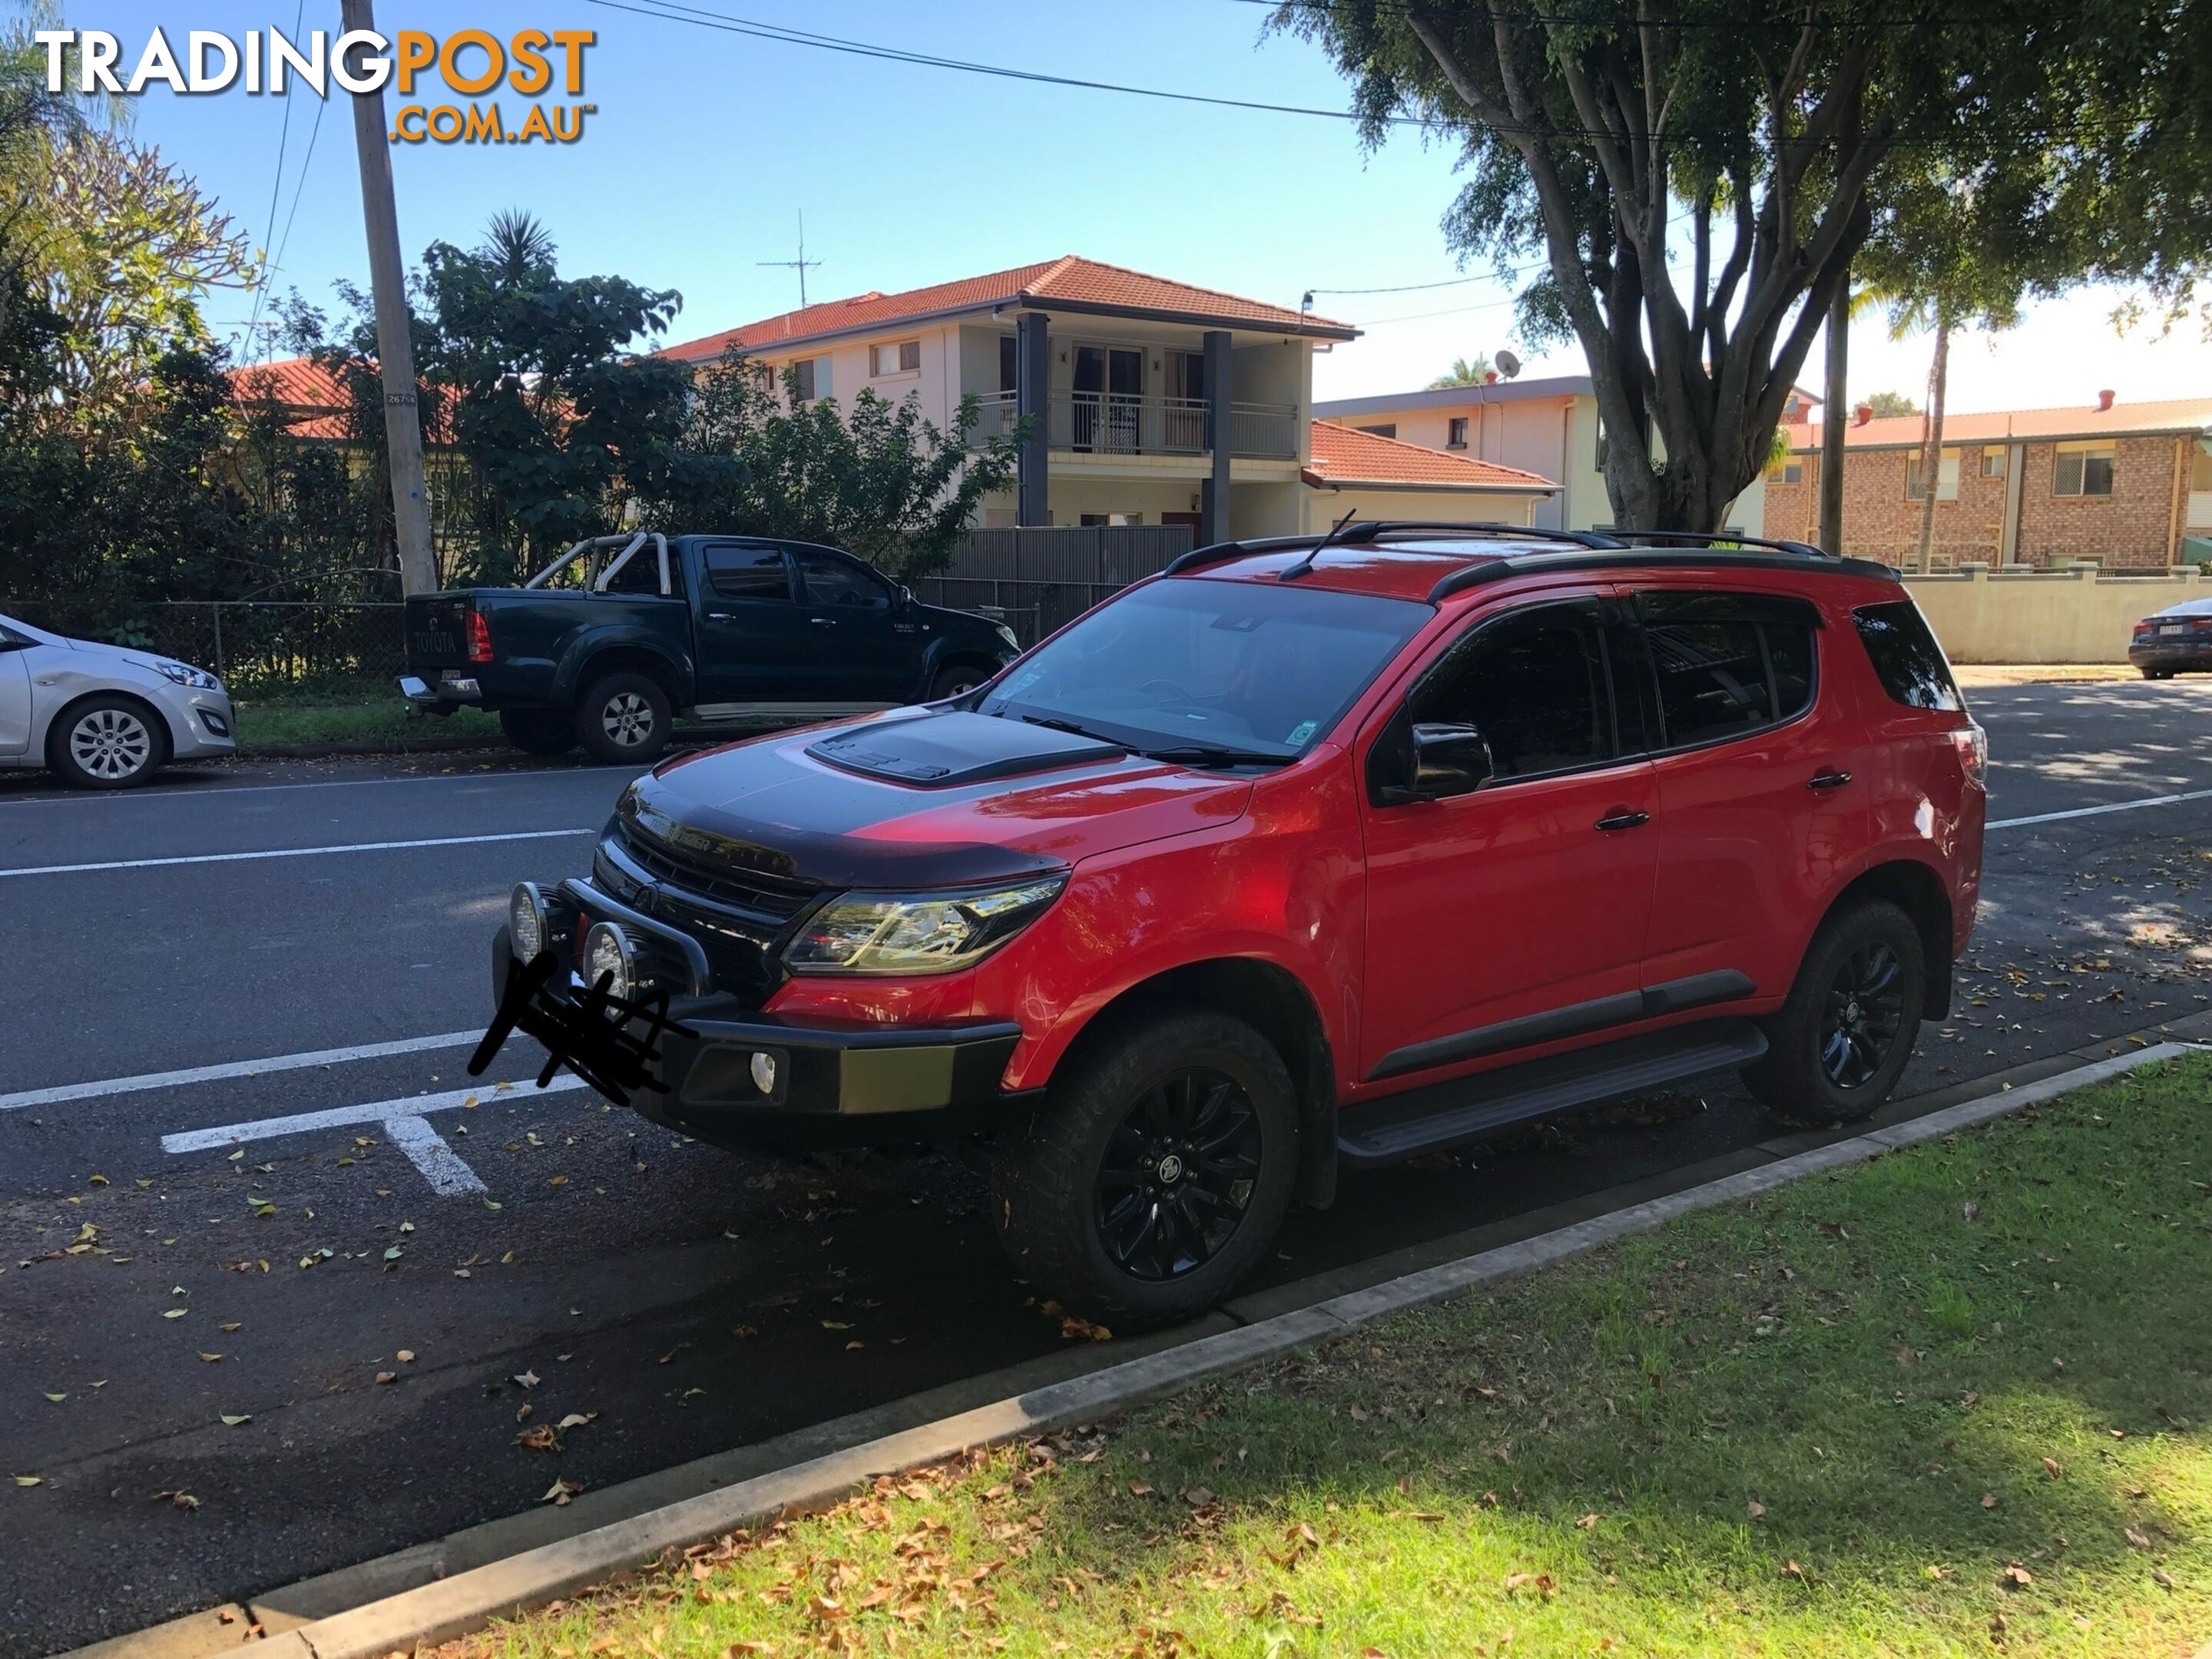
[253,1039,2197,1659]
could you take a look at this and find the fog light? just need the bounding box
[749,1051,778,1095]
[508,883,547,962]
[583,921,634,1001]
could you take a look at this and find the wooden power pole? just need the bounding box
[339,0,438,597]
[1820,278,1849,556]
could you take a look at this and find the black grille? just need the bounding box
[610,820,817,921]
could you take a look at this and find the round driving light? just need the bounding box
[583,921,634,1001]
[508,883,546,962]
[749,1051,778,1095]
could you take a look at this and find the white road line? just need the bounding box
[1988,785,2212,831]
[0,1031,488,1112]
[0,767,631,806]
[0,826,594,878]
[160,1075,588,1197]
[384,1113,490,1196]
[158,1076,587,1153]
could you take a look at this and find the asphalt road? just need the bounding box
[3,684,2209,1657]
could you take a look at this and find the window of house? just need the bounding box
[703,544,792,602]
[1636,591,1820,749]
[1767,453,1803,484]
[790,358,818,402]
[1356,423,1397,439]
[998,335,1018,395]
[1594,416,1608,471]
[1167,350,1205,402]
[1412,604,1612,781]
[2053,441,2115,496]
[2190,441,2212,492]
[1446,416,1469,449]
[1980,448,2007,478]
[1906,451,1961,501]
[871,339,922,377]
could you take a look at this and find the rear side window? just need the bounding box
[1853,601,1962,711]
[1412,602,1613,780]
[704,545,792,602]
[1637,591,1819,750]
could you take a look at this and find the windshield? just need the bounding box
[979,578,1428,760]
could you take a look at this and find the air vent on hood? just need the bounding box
[806,710,1124,788]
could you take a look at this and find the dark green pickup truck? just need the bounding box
[399,532,1021,763]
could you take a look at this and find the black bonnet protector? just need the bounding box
[806,710,1124,787]
[624,710,1128,891]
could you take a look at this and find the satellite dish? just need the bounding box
[1495,349,1523,380]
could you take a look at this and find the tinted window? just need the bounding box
[704,545,791,602]
[601,545,666,596]
[1853,600,1962,711]
[1412,604,1611,780]
[979,579,1426,759]
[1639,592,1817,747]
[796,549,889,609]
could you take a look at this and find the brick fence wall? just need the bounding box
[1766,435,2190,568]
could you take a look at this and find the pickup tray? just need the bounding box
[1337,1019,1767,1168]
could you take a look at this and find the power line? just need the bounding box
[588,0,2184,149]
[245,0,309,353]
[1227,0,2165,31]
[263,87,332,348]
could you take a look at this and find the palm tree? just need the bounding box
[1426,354,1492,389]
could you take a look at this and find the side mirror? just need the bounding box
[896,584,915,607]
[1372,720,1495,806]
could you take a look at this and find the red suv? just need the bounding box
[495,526,1987,1325]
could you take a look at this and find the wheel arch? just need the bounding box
[41,686,177,771]
[1046,955,1339,1210]
[556,631,691,707]
[919,639,1007,698]
[1820,857,1955,1018]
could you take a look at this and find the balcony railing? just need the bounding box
[967,392,1300,459]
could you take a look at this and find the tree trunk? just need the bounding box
[1820,278,1849,554]
[1914,316,1951,570]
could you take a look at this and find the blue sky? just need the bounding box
[78,1,2212,412]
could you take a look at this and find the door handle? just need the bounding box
[1806,770,1853,790]
[706,611,733,621]
[1594,810,1651,832]
[810,617,836,627]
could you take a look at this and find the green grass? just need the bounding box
[442,1057,2212,1658]
[230,698,504,750]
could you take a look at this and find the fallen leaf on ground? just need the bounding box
[1747,1501,1767,1520]
[2125,1528,2152,1550]
[12,1476,40,1487]
[1128,1480,1155,1497]
[2152,1568,2175,1588]
[541,1479,582,1506]
[374,1373,396,1386]
[2002,1565,2033,1588]
[1982,1493,1998,1509]
[513,1369,540,1389]
[557,1412,597,1430]
[2041,1457,2061,1479]
[1576,1513,1601,1528]
[515,1425,561,1452]
[219,1415,250,1426]
[396,1350,415,1363]
[197,1353,223,1363]
[161,1309,187,1320]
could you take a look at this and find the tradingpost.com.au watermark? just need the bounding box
[34,28,598,146]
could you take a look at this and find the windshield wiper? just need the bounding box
[1016,713,1126,749]
[1139,744,1291,769]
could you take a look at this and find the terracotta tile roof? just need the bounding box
[661,255,1355,363]
[228,356,454,443]
[1304,420,1559,491]
[1784,396,2212,452]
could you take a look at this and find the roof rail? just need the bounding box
[1161,520,1621,579]
[1605,528,1833,560]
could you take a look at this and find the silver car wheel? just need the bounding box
[70,707,154,780]
[600,691,654,747]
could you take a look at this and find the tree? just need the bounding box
[1426,353,1494,388]
[1863,390,1918,419]
[1274,0,2210,531]
[650,353,1023,578]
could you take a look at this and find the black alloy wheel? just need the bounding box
[1819,940,1908,1089]
[1094,1068,1263,1282]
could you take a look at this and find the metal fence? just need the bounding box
[1,526,1194,694]
[913,523,1196,645]
[5,600,407,700]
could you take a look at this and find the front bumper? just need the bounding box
[169,688,237,759]
[490,919,1028,1157]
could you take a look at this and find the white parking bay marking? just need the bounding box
[1,1030,485,1112]
[0,826,594,879]
[160,1076,588,1195]
[1986,785,2212,832]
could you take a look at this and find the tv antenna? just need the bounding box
[758,211,823,309]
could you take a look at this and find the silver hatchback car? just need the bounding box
[0,611,236,788]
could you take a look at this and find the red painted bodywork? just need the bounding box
[765,554,1986,1121]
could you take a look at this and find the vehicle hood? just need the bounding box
[49,634,172,675]
[625,708,1256,890]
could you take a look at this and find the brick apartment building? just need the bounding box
[1765,395,2212,569]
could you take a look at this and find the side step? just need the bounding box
[1336,1019,1768,1170]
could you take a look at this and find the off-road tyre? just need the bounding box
[1743,898,1925,1126]
[929,662,992,701]
[990,1010,1298,1329]
[574,672,671,766]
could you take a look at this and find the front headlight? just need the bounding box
[783,876,1066,975]
[155,661,221,691]
[583,921,637,1000]
[994,622,1021,654]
